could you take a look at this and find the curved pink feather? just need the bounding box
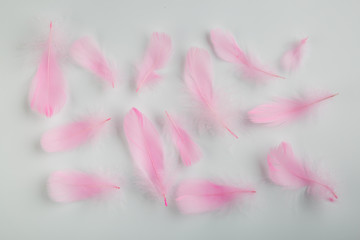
[123,108,168,206]
[136,32,172,92]
[248,92,337,125]
[176,180,256,214]
[71,37,116,87]
[29,22,66,117]
[48,171,120,203]
[165,111,201,166]
[185,47,238,139]
[281,37,308,71]
[267,142,338,202]
[41,117,111,152]
[210,28,284,80]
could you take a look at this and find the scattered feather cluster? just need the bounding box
[30,22,338,214]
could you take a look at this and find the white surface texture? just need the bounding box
[0,0,359,239]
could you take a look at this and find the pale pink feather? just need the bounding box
[29,22,66,117]
[176,180,256,214]
[281,37,308,71]
[135,32,172,92]
[48,171,120,202]
[185,47,238,138]
[41,117,111,152]
[248,92,337,125]
[71,37,116,87]
[165,111,201,166]
[267,142,338,202]
[123,108,168,206]
[210,28,284,80]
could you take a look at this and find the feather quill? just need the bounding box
[29,22,66,117]
[176,180,256,214]
[123,108,168,206]
[41,117,111,152]
[267,142,337,202]
[281,37,308,71]
[48,170,120,202]
[135,32,172,92]
[185,47,238,138]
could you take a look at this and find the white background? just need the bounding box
[0,0,359,239]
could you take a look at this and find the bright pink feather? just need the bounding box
[267,142,338,202]
[176,180,256,214]
[185,47,238,139]
[210,28,284,80]
[281,37,308,71]
[41,117,111,152]
[71,37,116,87]
[123,108,168,206]
[48,171,120,203]
[135,32,172,92]
[29,22,66,117]
[248,92,337,125]
[165,111,201,166]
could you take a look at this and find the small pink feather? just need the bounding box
[41,117,111,152]
[248,92,337,125]
[210,28,284,80]
[165,111,201,166]
[267,142,338,202]
[71,37,116,87]
[185,47,238,139]
[123,108,168,206]
[48,171,120,202]
[281,37,308,71]
[135,32,172,92]
[176,180,256,214]
[29,22,66,117]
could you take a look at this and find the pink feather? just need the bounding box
[71,37,116,87]
[48,171,120,202]
[165,111,202,166]
[135,32,172,92]
[123,108,168,206]
[210,28,284,80]
[176,180,256,214]
[281,37,308,71]
[41,117,111,152]
[248,92,338,125]
[29,22,66,117]
[267,142,338,202]
[184,47,238,139]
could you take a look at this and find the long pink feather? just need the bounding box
[281,37,308,71]
[185,47,238,139]
[176,180,256,214]
[135,32,172,92]
[48,171,120,202]
[267,142,338,202]
[248,92,337,125]
[41,117,111,152]
[123,108,168,206]
[165,111,201,166]
[29,22,66,117]
[71,37,116,87]
[210,28,284,80]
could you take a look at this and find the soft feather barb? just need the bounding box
[281,37,308,71]
[184,47,238,138]
[267,142,338,202]
[176,180,256,214]
[210,28,284,80]
[135,32,172,92]
[41,117,111,152]
[29,22,66,117]
[71,37,117,87]
[48,170,120,203]
[123,108,168,206]
[248,92,337,125]
[165,111,201,166]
